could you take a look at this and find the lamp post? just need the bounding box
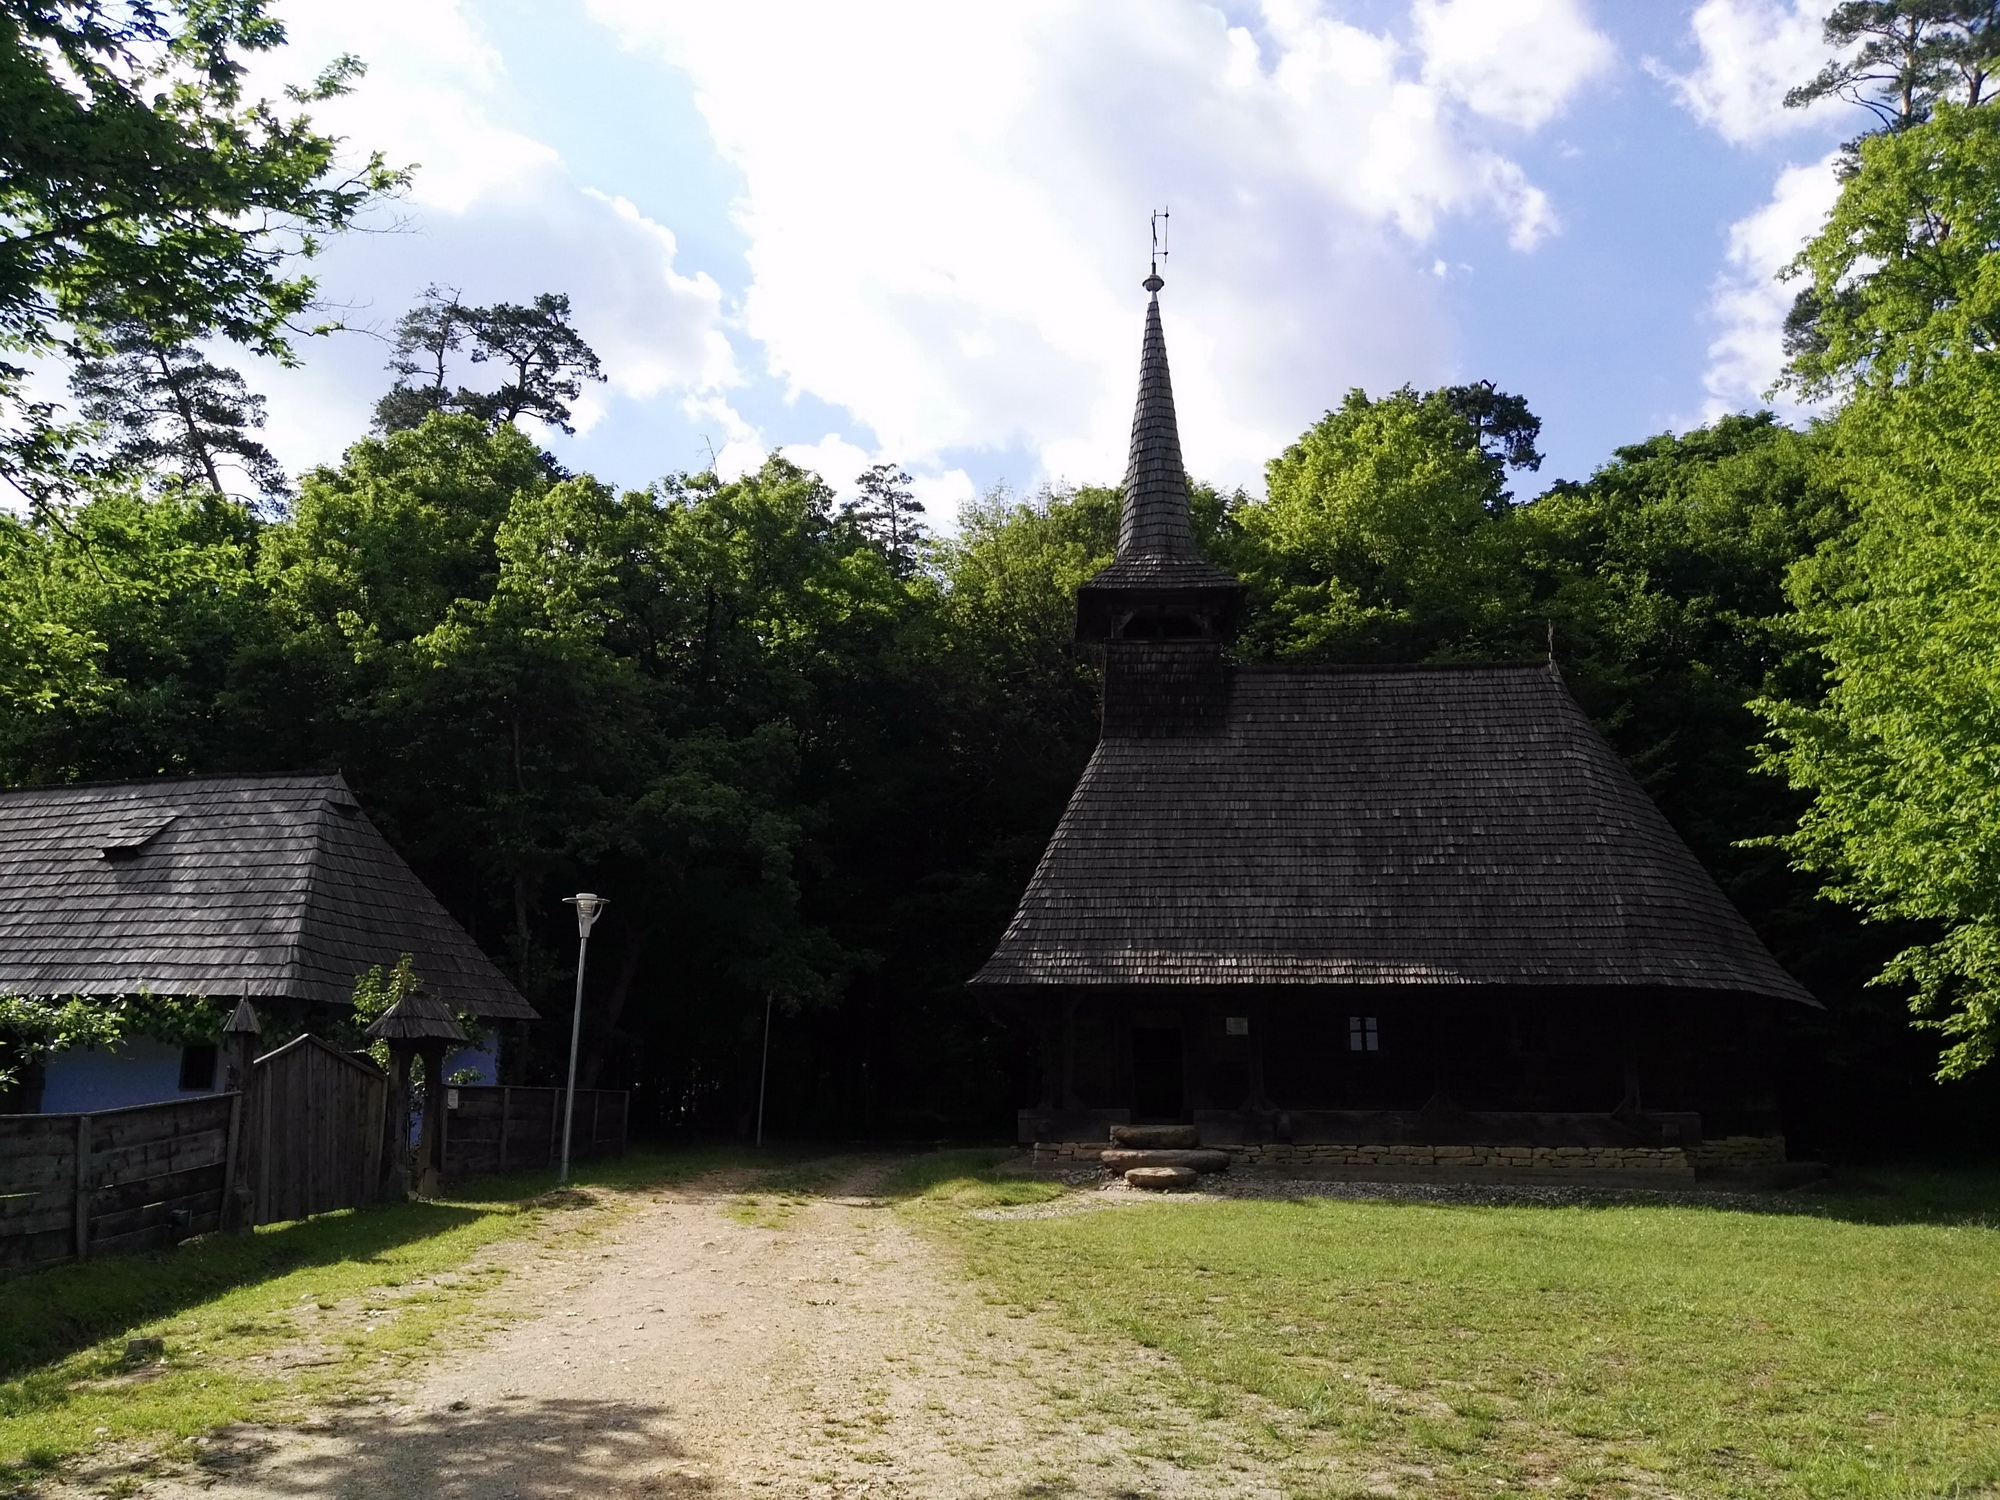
[558,892,607,1185]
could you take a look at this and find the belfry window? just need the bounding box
[1348,1015,1380,1053]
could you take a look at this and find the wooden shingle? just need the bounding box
[0,774,535,1019]
[973,659,1814,1003]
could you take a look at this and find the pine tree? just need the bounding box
[70,322,288,504]
[841,463,926,575]
[375,289,603,434]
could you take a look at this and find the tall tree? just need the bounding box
[372,285,471,434]
[1756,359,2000,1078]
[840,463,927,576]
[1782,103,2000,397]
[1786,2,2000,135]
[1227,384,1536,660]
[375,289,603,435]
[1443,380,1544,503]
[0,0,401,507]
[70,320,287,504]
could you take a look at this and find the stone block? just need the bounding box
[1126,1166,1199,1191]
[1102,1148,1231,1172]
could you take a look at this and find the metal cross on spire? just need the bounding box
[1147,207,1169,292]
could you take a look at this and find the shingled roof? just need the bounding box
[973,659,1814,1004]
[1076,275,1244,617]
[0,774,535,1019]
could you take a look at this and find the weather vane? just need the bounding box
[1147,206,1169,291]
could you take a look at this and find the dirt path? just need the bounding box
[134,1159,1292,1499]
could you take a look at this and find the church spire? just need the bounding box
[1074,256,1245,644]
[1117,275,1200,561]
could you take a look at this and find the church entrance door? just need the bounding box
[1131,1025,1184,1121]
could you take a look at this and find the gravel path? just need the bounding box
[132,1159,1292,1500]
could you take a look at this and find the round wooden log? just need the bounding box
[1125,1166,1199,1191]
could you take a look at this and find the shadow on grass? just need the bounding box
[0,1201,489,1383]
[0,1145,754,1384]
[85,1394,712,1499]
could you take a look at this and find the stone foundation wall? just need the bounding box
[1685,1135,1787,1172]
[1225,1143,1691,1174]
[1032,1140,1695,1175]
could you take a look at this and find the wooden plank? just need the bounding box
[498,1087,510,1172]
[90,1162,224,1218]
[73,1114,91,1262]
[0,1201,83,1237]
[89,1098,232,1152]
[93,1133,228,1186]
[0,1227,76,1275]
[91,1185,224,1244]
[0,1151,77,1192]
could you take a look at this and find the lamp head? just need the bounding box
[563,891,608,937]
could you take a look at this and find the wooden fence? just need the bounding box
[1,1064,630,1275]
[0,1093,237,1276]
[240,1035,387,1226]
[441,1085,629,1182]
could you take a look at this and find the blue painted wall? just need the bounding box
[40,1037,216,1113]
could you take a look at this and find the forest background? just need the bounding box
[5,0,2000,1155]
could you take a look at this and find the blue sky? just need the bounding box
[242,0,1859,522]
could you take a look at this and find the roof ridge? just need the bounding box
[1231,659,1557,675]
[0,771,351,795]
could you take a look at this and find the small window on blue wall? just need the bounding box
[178,1043,218,1091]
[1348,1016,1380,1053]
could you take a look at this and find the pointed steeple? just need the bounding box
[1119,274,1198,559]
[1075,272,1244,643]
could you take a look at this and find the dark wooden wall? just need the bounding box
[0,1093,237,1276]
[2,1066,632,1277]
[440,1085,628,1183]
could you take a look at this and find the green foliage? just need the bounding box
[374,288,604,435]
[1230,386,1530,661]
[0,995,119,1092]
[0,992,224,1094]
[1783,103,2000,398]
[0,480,268,782]
[348,954,421,1069]
[1783,3,2000,134]
[1758,359,2000,1077]
[69,318,287,503]
[0,0,402,504]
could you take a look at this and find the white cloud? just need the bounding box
[238,0,737,478]
[1702,152,1841,417]
[1651,0,1835,145]
[1415,0,1615,131]
[587,0,1611,495]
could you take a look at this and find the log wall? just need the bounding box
[440,1085,628,1182]
[0,1093,237,1276]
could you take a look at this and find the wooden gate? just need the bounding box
[240,1035,387,1225]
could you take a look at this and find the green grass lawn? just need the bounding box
[903,1161,2000,1499]
[0,1146,738,1495]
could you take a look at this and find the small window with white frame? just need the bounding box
[1348,1015,1380,1053]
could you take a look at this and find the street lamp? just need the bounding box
[558,892,608,1185]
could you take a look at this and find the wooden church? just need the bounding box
[970,271,1816,1181]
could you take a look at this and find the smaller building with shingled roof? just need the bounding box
[0,773,533,1112]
